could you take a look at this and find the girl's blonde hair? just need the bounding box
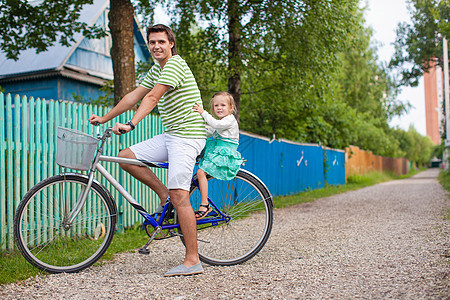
[210,92,237,117]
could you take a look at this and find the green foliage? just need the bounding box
[391,125,436,164]
[0,0,107,60]
[157,0,425,158]
[167,0,363,144]
[174,24,228,103]
[71,80,115,107]
[313,10,408,153]
[91,80,115,107]
[438,170,450,192]
[1,0,431,160]
[390,0,450,86]
[238,0,361,142]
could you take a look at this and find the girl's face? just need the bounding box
[213,95,233,119]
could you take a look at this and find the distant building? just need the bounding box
[424,59,444,145]
[0,0,150,102]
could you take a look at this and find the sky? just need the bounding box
[363,0,427,136]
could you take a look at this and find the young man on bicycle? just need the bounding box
[88,24,206,277]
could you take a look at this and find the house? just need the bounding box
[0,0,151,102]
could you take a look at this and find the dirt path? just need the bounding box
[1,169,448,299]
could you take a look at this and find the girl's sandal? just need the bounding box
[195,204,212,220]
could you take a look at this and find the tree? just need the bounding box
[0,0,155,105]
[326,13,409,155]
[238,0,361,140]
[390,0,450,86]
[392,126,435,165]
[167,0,361,130]
[0,0,106,60]
[109,0,136,104]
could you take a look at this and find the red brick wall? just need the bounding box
[424,60,441,145]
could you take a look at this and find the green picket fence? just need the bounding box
[0,92,166,251]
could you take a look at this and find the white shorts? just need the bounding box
[129,133,206,191]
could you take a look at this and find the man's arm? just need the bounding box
[88,86,150,125]
[130,84,170,126]
[112,83,170,134]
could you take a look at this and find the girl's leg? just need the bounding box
[196,168,209,207]
[196,169,211,218]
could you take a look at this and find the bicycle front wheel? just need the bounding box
[188,169,273,266]
[14,174,117,273]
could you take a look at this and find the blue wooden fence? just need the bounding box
[0,92,345,250]
[238,132,345,196]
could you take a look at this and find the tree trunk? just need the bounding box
[227,0,241,121]
[109,0,135,105]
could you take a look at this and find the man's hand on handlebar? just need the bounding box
[88,114,106,126]
[88,114,132,135]
[112,123,131,135]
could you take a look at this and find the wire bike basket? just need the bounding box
[56,127,99,171]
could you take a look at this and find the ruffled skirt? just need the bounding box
[199,138,243,181]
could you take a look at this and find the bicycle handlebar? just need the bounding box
[92,122,127,136]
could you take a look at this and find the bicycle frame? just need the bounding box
[15,126,274,273]
[67,128,229,231]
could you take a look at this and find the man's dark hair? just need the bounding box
[147,24,177,55]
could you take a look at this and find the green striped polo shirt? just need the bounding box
[140,55,206,139]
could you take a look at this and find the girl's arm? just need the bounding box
[205,126,214,137]
[201,112,235,129]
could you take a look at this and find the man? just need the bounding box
[88,24,206,277]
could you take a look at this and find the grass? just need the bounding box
[0,226,149,286]
[0,167,426,285]
[437,169,450,220]
[438,169,450,192]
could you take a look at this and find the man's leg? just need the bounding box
[118,148,169,205]
[170,189,200,267]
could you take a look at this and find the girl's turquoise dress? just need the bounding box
[199,133,243,181]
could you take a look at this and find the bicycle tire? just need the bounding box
[14,174,117,273]
[180,169,273,266]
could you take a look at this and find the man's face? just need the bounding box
[148,32,174,64]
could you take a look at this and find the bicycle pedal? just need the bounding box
[138,247,150,255]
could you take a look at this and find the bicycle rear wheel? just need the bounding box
[14,174,117,273]
[186,169,273,266]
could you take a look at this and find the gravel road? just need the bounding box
[1,168,448,299]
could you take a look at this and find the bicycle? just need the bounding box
[14,127,274,273]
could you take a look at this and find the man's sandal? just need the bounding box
[195,204,212,220]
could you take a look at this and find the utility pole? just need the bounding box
[444,37,450,170]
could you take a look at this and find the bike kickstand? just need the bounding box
[138,226,162,255]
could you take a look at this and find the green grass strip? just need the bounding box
[437,169,450,221]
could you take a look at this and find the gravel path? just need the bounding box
[1,169,448,299]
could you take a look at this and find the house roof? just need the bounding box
[0,0,149,82]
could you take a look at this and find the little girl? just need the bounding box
[193,92,243,219]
